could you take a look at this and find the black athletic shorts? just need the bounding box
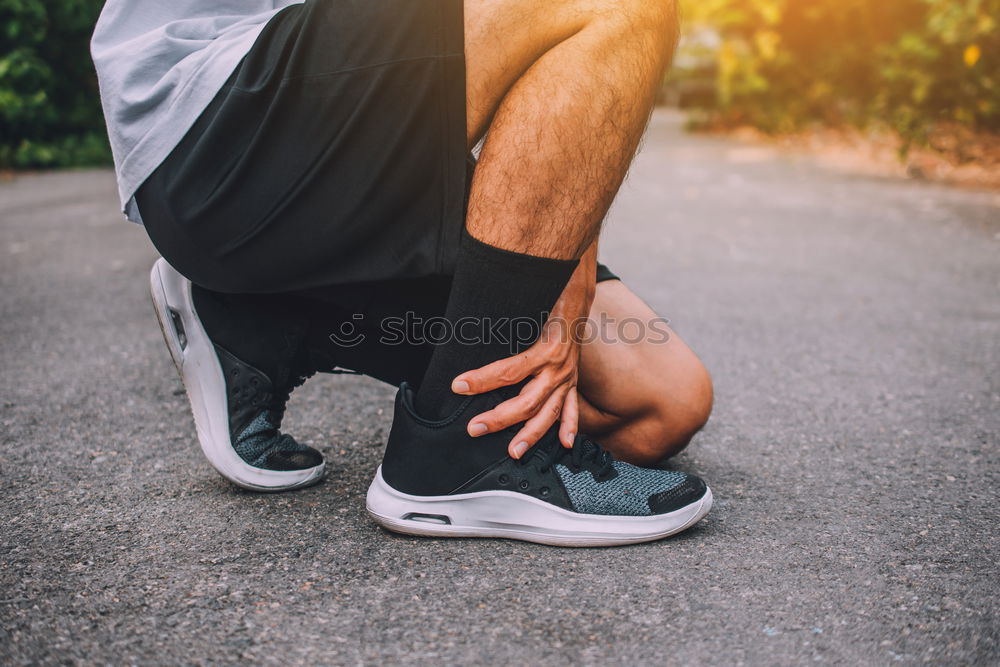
[135,0,618,300]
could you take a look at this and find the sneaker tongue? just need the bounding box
[524,427,564,464]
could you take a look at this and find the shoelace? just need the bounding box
[531,432,615,480]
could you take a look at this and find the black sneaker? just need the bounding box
[149,259,324,491]
[367,383,712,546]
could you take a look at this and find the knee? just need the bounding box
[614,0,679,41]
[594,0,679,75]
[571,0,677,34]
[624,363,714,465]
[661,364,713,454]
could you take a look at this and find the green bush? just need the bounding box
[0,0,110,169]
[2,0,996,169]
[677,0,999,147]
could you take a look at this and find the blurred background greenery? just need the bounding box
[669,0,998,160]
[0,0,997,169]
[1,0,107,169]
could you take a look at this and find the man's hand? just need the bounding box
[450,243,598,458]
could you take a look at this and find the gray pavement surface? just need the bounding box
[2,111,999,665]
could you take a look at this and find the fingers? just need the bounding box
[558,388,579,449]
[451,351,537,395]
[508,387,567,459]
[454,319,583,455]
[465,376,550,437]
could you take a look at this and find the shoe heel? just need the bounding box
[149,259,184,375]
[367,467,448,536]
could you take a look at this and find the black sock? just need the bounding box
[414,232,578,419]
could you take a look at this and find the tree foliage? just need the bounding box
[0,0,109,168]
[1,0,997,169]
[678,0,999,146]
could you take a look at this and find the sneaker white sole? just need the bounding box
[366,466,712,547]
[149,258,325,492]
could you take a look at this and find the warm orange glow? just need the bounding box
[669,0,998,139]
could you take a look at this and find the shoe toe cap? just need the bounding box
[647,474,708,514]
[258,446,324,471]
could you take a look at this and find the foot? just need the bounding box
[366,384,712,546]
[149,258,325,491]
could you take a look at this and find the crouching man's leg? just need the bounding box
[578,280,713,466]
[367,0,714,546]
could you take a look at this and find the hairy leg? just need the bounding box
[464,0,678,257]
[577,279,713,465]
[414,0,678,430]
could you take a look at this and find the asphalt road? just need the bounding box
[2,111,999,665]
